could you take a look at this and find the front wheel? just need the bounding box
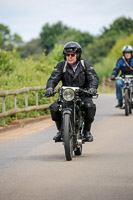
[129,90,132,114]
[125,89,130,116]
[63,113,73,161]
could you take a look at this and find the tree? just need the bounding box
[0,49,16,75]
[101,16,133,39]
[40,21,69,54]
[84,37,115,64]
[0,24,10,48]
[0,23,24,50]
[11,34,23,47]
[57,28,94,49]
[18,39,43,58]
[84,16,133,65]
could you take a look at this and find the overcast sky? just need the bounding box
[0,0,133,42]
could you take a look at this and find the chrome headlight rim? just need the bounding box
[62,88,75,101]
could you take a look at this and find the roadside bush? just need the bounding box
[0,49,17,75]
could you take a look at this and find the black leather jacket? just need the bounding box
[46,60,99,90]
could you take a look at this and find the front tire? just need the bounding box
[63,113,73,161]
[129,90,132,114]
[125,89,130,116]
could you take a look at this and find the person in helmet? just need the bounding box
[45,41,99,142]
[110,45,133,108]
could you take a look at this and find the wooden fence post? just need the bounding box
[14,95,17,109]
[35,91,38,106]
[14,94,17,120]
[25,92,28,118]
[102,77,115,92]
[102,77,106,92]
[2,97,5,124]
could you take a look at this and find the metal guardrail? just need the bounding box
[0,86,51,124]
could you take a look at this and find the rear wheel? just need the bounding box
[63,113,73,161]
[125,89,130,116]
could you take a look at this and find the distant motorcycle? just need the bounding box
[46,86,98,161]
[117,75,133,116]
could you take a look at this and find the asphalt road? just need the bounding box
[0,94,133,200]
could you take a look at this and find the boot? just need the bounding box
[84,122,93,142]
[120,103,125,109]
[53,121,62,142]
[115,100,123,108]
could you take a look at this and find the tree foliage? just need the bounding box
[0,23,24,50]
[10,33,23,47]
[0,24,10,48]
[84,37,115,64]
[101,16,133,39]
[1,16,133,84]
[40,21,68,54]
[57,28,94,47]
[85,16,133,65]
[18,39,43,59]
[0,49,17,75]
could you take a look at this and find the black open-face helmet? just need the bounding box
[122,45,133,55]
[63,41,82,61]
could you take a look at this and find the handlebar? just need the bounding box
[79,88,98,98]
[43,90,57,97]
[116,75,133,80]
[109,75,133,82]
[43,87,98,99]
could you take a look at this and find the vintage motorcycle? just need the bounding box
[117,75,133,116]
[50,86,97,161]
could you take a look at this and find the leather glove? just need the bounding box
[44,88,54,97]
[110,74,116,81]
[88,88,97,95]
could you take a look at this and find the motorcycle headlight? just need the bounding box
[63,88,75,101]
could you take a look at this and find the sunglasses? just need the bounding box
[66,53,76,57]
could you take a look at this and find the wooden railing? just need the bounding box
[0,78,115,124]
[0,86,51,124]
[102,77,115,92]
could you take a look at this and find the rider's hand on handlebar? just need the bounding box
[110,74,116,81]
[44,88,54,97]
[88,88,97,95]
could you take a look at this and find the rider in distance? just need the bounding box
[110,45,133,108]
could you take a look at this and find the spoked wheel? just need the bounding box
[125,89,130,116]
[129,92,132,114]
[63,113,73,161]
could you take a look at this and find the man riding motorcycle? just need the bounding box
[110,45,133,108]
[45,41,99,142]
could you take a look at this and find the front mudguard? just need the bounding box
[63,108,72,116]
[62,108,73,137]
[62,108,72,131]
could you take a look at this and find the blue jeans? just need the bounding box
[116,79,124,100]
